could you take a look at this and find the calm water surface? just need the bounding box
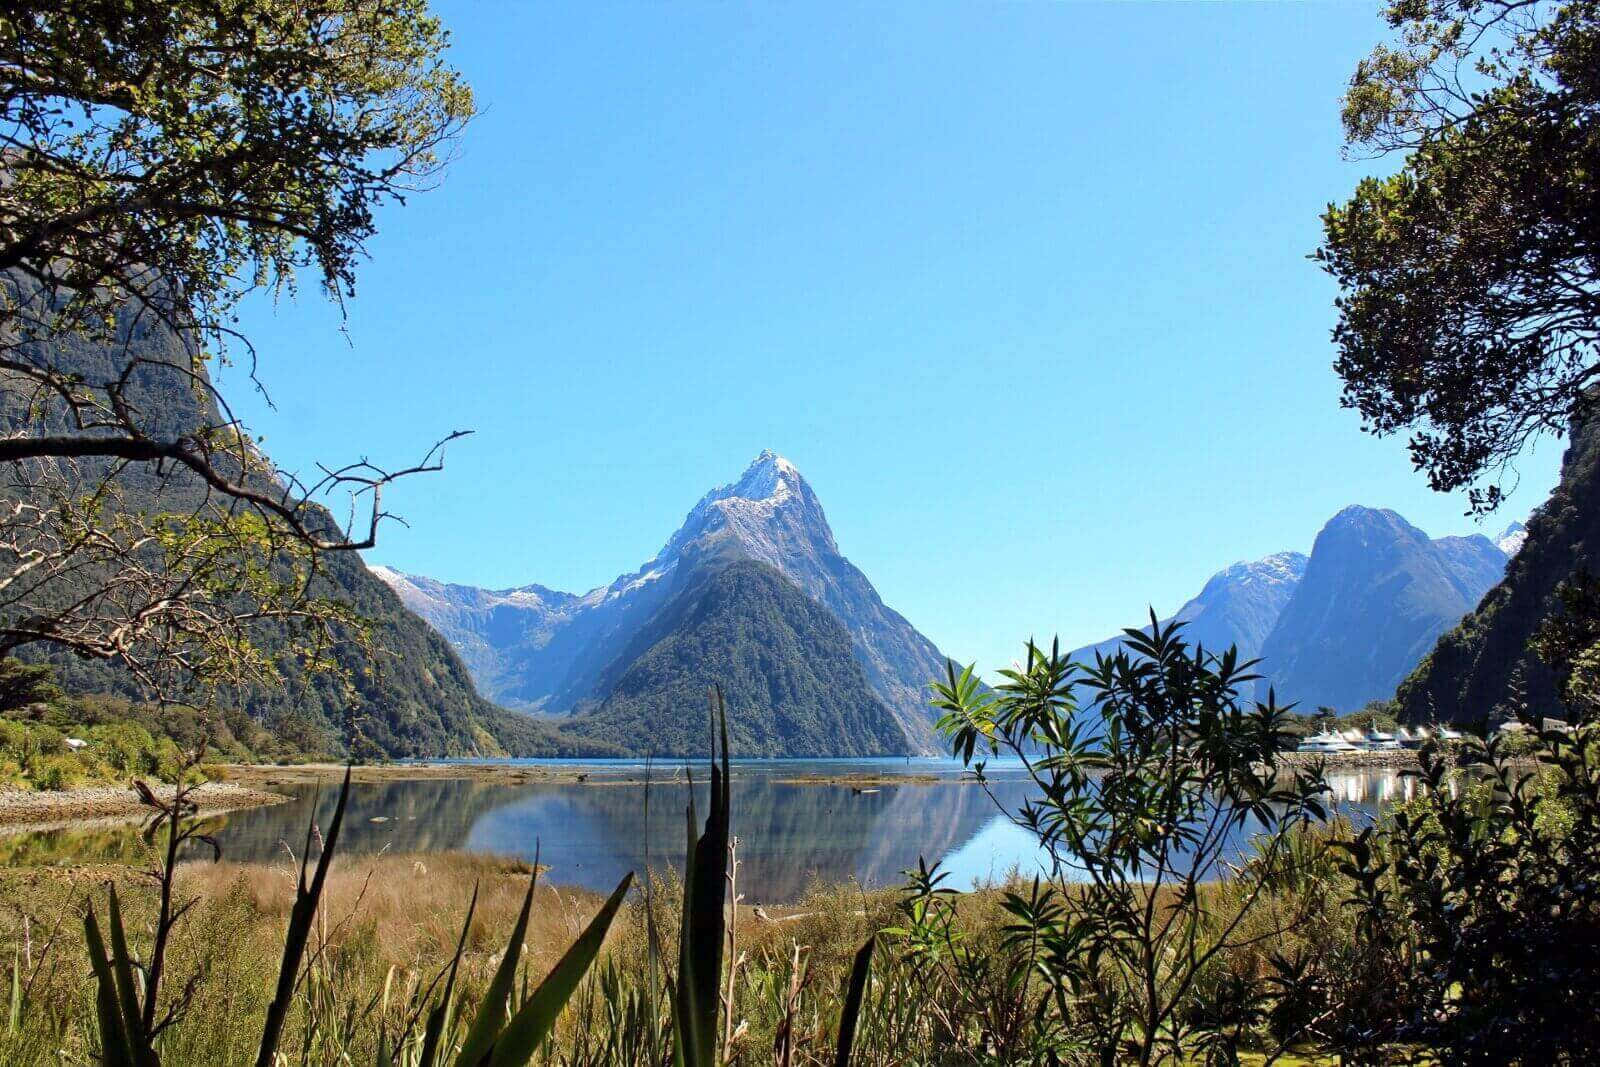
[0,759,1418,902]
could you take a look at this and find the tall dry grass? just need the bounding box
[0,853,911,1065]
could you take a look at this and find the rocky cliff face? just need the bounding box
[1397,410,1600,723]
[377,451,954,750]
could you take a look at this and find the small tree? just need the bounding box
[929,617,1330,1065]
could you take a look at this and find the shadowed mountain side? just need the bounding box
[1258,507,1506,712]
[1398,406,1600,723]
[0,290,585,757]
[1069,509,1510,713]
[560,561,908,757]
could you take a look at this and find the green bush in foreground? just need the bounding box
[932,619,1333,1064]
[6,627,1600,1063]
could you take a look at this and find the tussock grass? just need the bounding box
[0,854,918,1065]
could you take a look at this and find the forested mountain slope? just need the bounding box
[1398,409,1600,723]
[561,561,908,757]
[0,301,597,757]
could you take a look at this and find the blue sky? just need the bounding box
[218,1,1560,673]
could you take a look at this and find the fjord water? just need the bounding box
[1,759,1416,902]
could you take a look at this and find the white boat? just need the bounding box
[1297,731,1359,754]
[1362,728,1402,751]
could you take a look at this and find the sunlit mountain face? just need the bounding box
[376,451,955,753]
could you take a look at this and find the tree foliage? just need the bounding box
[1318,0,1600,513]
[1339,691,1600,1061]
[0,0,470,375]
[0,0,473,702]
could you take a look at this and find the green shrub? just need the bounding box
[1490,725,1543,758]
[0,758,25,789]
[32,755,84,792]
[85,721,159,776]
[931,620,1333,1064]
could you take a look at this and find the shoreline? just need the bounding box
[1273,749,1421,771]
[0,751,1430,834]
[0,781,289,828]
[220,761,977,789]
[227,753,1432,790]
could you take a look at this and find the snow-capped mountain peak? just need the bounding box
[648,451,837,574]
[696,449,802,511]
[1496,521,1528,558]
[372,451,952,749]
[730,449,799,502]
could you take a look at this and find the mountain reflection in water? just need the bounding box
[0,760,1410,903]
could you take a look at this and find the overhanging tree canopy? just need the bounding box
[1317,0,1600,513]
[0,0,472,696]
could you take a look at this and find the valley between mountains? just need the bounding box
[11,305,1549,758]
[377,452,1532,755]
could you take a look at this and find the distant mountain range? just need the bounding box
[20,293,1563,753]
[1070,507,1526,713]
[376,451,954,754]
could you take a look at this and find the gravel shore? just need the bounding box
[0,781,288,828]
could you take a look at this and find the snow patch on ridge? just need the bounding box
[1496,521,1528,558]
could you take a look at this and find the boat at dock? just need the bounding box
[1296,731,1360,754]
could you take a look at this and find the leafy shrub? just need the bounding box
[31,755,84,792]
[0,758,26,789]
[929,619,1333,1063]
[1325,572,1600,1063]
[1337,726,1600,1063]
[85,722,161,776]
[1490,725,1544,758]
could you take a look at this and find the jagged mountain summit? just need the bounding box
[1071,552,1308,666]
[376,451,953,751]
[1069,506,1512,713]
[1496,521,1529,557]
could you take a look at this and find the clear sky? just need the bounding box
[218,1,1560,674]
